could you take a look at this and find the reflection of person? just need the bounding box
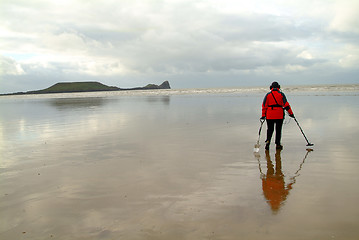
[261,82,294,150]
[262,149,294,213]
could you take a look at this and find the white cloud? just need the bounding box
[297,51,313,60]
[338,45,359,68]
[0,56,25,75]
[329,0,359,34]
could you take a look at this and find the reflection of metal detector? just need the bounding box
[254,152,264,178]
[289,148,313,183]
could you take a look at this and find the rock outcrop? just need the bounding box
[1,81,171,95]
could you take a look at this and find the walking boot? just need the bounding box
[276,144,283,150]
[265,140,270,150]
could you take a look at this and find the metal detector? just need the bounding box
[294,117,314,147]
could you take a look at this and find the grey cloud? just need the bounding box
[214,14,324,42]
[1,0,358,93]
[4,1,326,74]
[74,9,327,74]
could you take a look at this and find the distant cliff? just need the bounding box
[1,81,171,95]
[29,82,119,94]
[122,81,171,90]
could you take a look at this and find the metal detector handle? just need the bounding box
[259,119,265,135]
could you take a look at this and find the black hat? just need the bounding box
[270,81,280,89]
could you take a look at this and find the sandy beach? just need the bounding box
[1,87,359,239]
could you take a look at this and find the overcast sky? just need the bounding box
[1,0,359,93]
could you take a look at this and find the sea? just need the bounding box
[1,84,359,239]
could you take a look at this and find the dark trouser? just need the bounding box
[266,119,284,145]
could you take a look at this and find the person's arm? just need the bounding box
[261,94,268,119]
[281,92,294,117]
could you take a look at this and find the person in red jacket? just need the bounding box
[261,82,294,150]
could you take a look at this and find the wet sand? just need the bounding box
[1,90,359,239]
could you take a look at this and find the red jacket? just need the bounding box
[262,88,293,119]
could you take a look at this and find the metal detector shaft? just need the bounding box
[294,118,313,146]
[254,119,265,152]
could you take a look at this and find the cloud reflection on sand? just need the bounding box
[1,90,359,239]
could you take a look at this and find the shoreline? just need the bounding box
[1,83,359,99]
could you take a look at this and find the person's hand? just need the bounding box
[260,116,266,120]
[289,114,295,118]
